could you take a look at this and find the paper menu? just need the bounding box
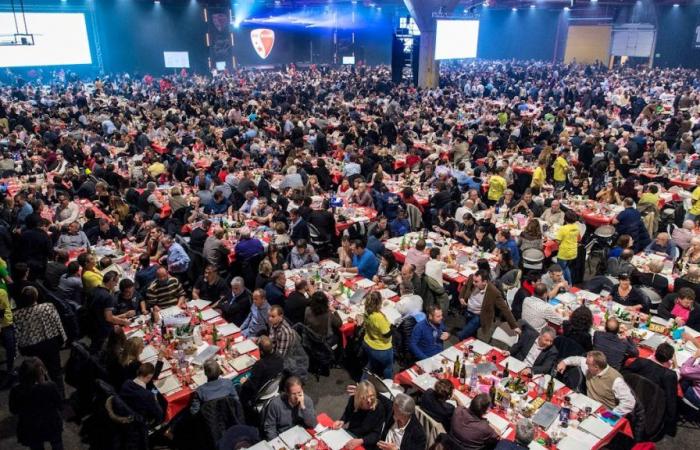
[528,441,547,450]
[381,306,402,325]
[318,428,353,450]
[578,416,613,439]
[568,393,602,413]
[501,356,527,374]
[231,353,257,372]
[416,354,444,373]
[440,346,463,362]
[279,426,312,448]
[559,427,598,449]
[232,339,258,355]
[355,278,375,289]
[139,344,158,362]
[200,308,220,322]
[216,322,241,337]
[187,299,212,310]
[485,412,510,435]
[411,373,439,391]
[469,340,494,355]
[154,375,181,395]
[268,437,289,450]
[379,288,398,299]
[320,260,341,270]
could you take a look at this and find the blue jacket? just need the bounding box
[390,218,411,237]
[409,319,445,360]
[497,238,521,267]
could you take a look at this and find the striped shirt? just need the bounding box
[145,277,186,309]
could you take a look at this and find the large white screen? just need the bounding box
[164,52,190,69]
[0,12,92,67]
[435,20,479,60]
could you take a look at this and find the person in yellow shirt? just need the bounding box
[687,177,700,221]
[147,158,166,178]
[79,253,103,294]
[487,168,508,205]
[638,184,660,207]
[554,210,581,285]
[552,149,570,189]
[530,158,547,192]
[362,291,393,379]
[0,286,14,386]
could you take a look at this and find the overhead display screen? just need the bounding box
[435,19,480,60]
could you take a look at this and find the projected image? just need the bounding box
[0,12,92,67]
[435,20,480,60]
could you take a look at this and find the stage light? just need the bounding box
[512,7,517,11]
[530,4,535,8]
[563,6,570,11]
[673,3,680,6]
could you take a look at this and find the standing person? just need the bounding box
[363,291,394,379]
[555,210,580,285]
[12,287,67,397]
[0,278,15,388]
[9,357,64,450]
[89,271,132,352]
[457,270,520,341]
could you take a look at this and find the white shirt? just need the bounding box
[524,342,545,367]
[467,289,485,315]
[385,419,409,447]
[425,259,446,286]
[562,356,636,416]
[521,296,563,332]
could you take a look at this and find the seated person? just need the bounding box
[645,232,678,260]
[409,305,449,361]
[494,419,536,450]
[592,317,639,370]
[239,336,284,408]
[263,376,317,439]
[556,351,636,416]
[623,343,678,436]
[142,267,187,312]
[332,381,387,450]
[658,287,700,329]
[55,221,90,250]
[608,273,649,312]
[389,208,411,237]
[395,280,424,320]
[215,277,252,326]
[521,283,563,332]
[608,234,634,259]
[286,240,319,269]
[418,379,455,431]
[378,393,426,450]
[508,325,559,376]
[607,249,635,279]
[631,259,669,298]
[450,394,499,449]
[189,360,240,415]
[241,289,271,338]
[192,265,228,303]
[119,362,164,425]
[541,265,569,300]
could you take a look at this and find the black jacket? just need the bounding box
[9,381,63,446]
[382,414,427,450]
[290,219,310,243]
[592,331,639,371]
[284,291,309,325]
[189,227,208,253]
[623,358,678,435]
[418,388,454,431]
[308,210,336,242]
[219,289,252,326]
[119,379,164,424]
[239,353,284,406]
[510,324,559,375]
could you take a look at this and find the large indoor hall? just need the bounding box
[2,0,700,449]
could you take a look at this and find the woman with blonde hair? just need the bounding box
[362,292,393,379]
[333,380,387,449]
[112,336,163,388]
[256,258,273,289]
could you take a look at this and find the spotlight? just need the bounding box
[512,7,517,11]
[530,4,535,8]
[564,6,570,11]
[673,3,680,6]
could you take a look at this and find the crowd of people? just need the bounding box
[1,59,700,450]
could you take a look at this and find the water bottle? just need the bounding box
[177,348,186,369]
[606,299,613,316]
[469,367,478,391]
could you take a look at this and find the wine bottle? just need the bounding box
[502,362,509,379]
[489,379,497,404]
[546,376,555,401]
[460,362,467,385]
[453,357,461,379]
